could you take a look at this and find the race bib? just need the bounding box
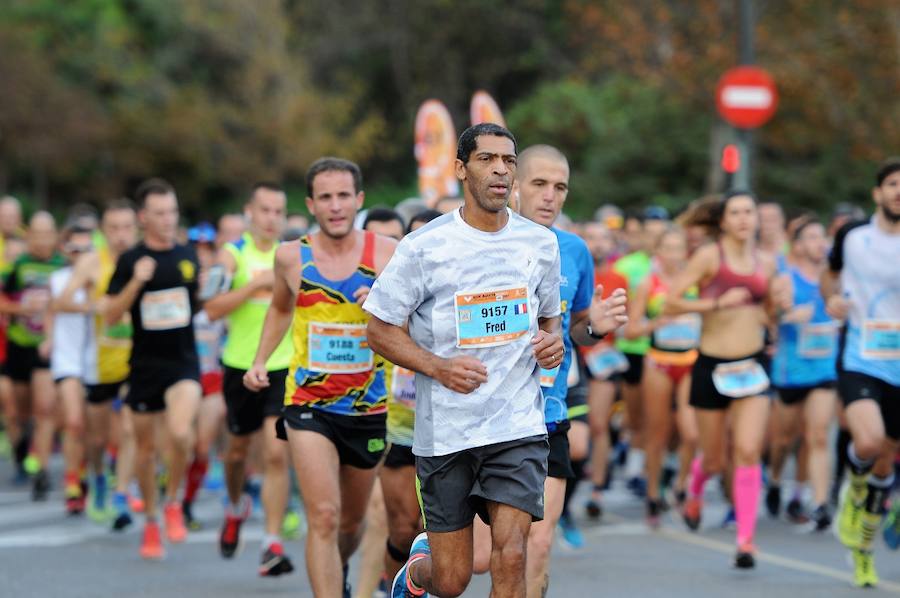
[712,359,769,398]
[308,322,373,374]
[798,322,837,359]
[654,314,701,351]
[585,344,629,380]
[454,285,530,348]
[20,288,50,333]
[861,320,900,360]
[391,366,417,409]
[540,365,560,388]
[140,287,191,331]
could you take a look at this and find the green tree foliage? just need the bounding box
[508,78,711,217]
[0,0,897,218]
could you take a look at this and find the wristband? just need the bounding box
[587,322,606,340]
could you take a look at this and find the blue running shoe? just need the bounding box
[721,507,736,530]
[558,514,585,549]
[883,502,900,550]
[391,532,430,597]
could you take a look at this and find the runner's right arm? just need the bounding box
[203,248,270,321]
[54,252,97,314]
[105,255,155,326]
[664,244,748,315]
[367,316,487,395]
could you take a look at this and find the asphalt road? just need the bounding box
[1,457,898,598]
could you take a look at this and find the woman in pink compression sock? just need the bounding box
[663,192,792,568]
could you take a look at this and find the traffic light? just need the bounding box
[721,144,741,174]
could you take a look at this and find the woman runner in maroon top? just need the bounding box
[664,191,792,569]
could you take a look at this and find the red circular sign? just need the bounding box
[716,66,778,129]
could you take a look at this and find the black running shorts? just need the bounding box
[415,435,549,533]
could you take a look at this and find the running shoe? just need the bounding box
[391,532,430,597]
[646,498,662,529]
[851,548,878,588]
[882,501,900,550]
[111,492,132,531]
[113,512,133,531]
[721,507,736,530]
[65,481,85,516]
[129,494,145,514]
[31,469,50,502]
[557,513,585,549]
[282,509,302,540]
[786,498,809,524]
[140,520,165,560]
[836,485,863,549]
[220,496,252,558]
[23,454,40,476]
[627,476,647,498]
[765,484,781,517]
[734,543,756,569]
[681,496,702,531]
[811,504,832,532]
[163,501,187,543]
[182,500,200,531]
[259,542,295,577]
[585,497,603,520]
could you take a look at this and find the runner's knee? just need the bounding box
[307,500,340,537]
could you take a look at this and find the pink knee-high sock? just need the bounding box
[733,464,762,547]
[689,456,711,499]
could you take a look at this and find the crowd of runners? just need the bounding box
[0,123,898,596]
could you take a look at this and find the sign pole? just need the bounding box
[733,0,755,191]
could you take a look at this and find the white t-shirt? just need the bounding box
[49,267,88,380]
[363,208,561,457]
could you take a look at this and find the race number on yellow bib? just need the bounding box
[712,359,769,398]
[454,285,530,348]
[861,320,900,360]
[308,322,373,374]
[140,287,191,331]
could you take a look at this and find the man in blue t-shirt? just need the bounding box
[500,145,628,596]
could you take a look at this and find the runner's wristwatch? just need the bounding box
[587,323,607,340]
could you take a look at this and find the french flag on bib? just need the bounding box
[514,302,528,315]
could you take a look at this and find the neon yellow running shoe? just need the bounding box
[836,485,863,549]
[23,454,40,476]
[282,510,303,540]
[852,549,879,588]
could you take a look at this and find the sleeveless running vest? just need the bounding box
[221,233,292,371]
[699,243,768,304]
[93,247,132,384]
[285,232,387,416]
[647,271,701,365]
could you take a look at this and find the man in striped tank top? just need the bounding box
[245,158,397,597]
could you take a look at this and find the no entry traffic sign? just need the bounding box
[716,66,778,129]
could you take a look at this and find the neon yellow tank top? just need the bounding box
[95,247,131,383]
[221,233,293,371]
